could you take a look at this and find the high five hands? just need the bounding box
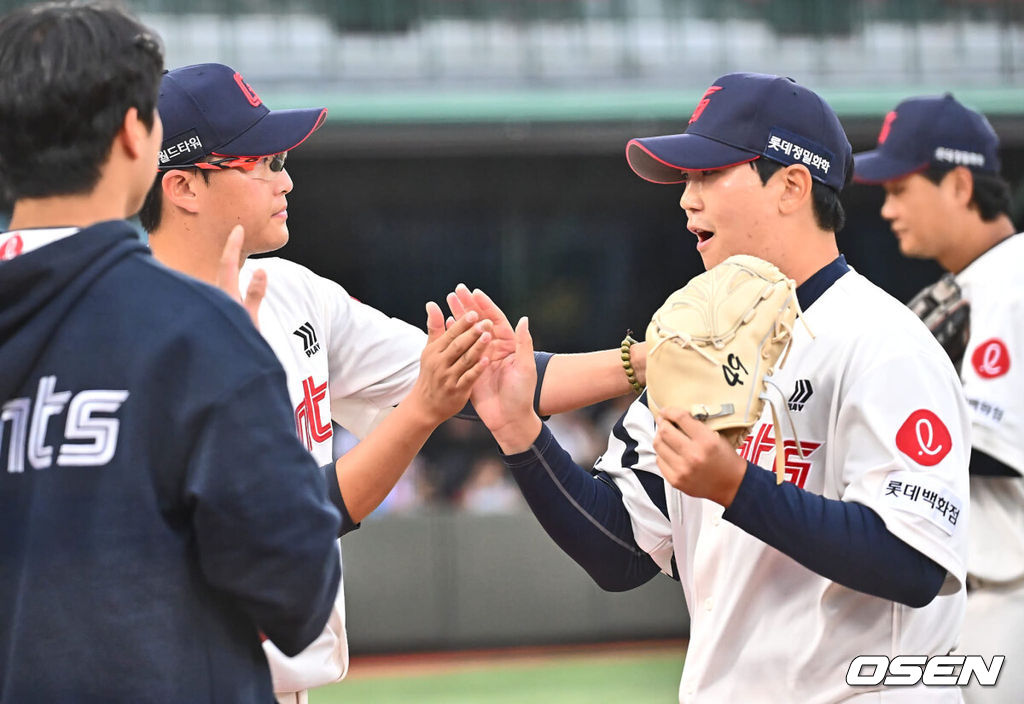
[445,283,540,453]
[405,302,493,426]
[445,283,745,500]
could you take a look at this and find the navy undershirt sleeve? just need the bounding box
[457,351,554,421]
[502,424,661,591]
[724,462,946,607]
[320,463,360,537]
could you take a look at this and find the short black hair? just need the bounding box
[752,158,846,232]
[138,172,165,233]
[0,1,164,201]
[138,168,211,233]
[922,164,1012,222]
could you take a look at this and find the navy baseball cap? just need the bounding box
[853,94,1000,184]
[156,63,326,169]
[626,72,852,192]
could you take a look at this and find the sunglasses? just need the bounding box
[193,152,288,174]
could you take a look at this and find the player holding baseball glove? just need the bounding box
[645,253,804,484]
[465,73,971,703]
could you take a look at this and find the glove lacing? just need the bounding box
[760,297,814,485]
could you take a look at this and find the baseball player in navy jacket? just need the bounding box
[0,4,342,702]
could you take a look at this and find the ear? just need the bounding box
[777,164,814,217]
[118,107,150,160]
[943,166,974,209]
[161,169,203,215]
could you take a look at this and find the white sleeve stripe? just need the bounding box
[595,399,676,573]
[608,404,670,520]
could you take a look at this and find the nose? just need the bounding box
[679,179,700,214]
[278,167,293,195]
[879,192,897,222]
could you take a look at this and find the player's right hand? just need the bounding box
[467,315,542,455]
[653,407,747,508]
[216,224,266,329]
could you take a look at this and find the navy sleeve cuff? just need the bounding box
[457,351,555,422]
[320,463,360,538]
[500,423,551,464]
[501,424,660,592]
[724,462,945,607]
[532,351,554,418]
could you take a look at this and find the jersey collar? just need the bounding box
[957,231,1020,281]
[0,227,80,261]
[796,254,849,311]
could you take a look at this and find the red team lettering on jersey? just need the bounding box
[738,422,822,488]
[971,338,1010,379]
[295,376,332,450]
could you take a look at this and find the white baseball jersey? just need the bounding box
[239,258,425,696]
[596,269,970,703]
[952,234,1024,704]
[956,233,1024,582]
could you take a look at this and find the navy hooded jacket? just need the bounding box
[0,222,341,703]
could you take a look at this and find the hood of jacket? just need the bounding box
[0,220,147,402]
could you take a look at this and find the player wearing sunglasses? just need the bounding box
[193,151,289,175]
[139,63,644,704]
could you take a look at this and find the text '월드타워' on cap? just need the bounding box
[156,63,326,169]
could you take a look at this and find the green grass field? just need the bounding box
[311,644,685,704]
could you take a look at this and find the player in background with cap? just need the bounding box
[462,73,971,702]
[855,94,1022,704]
[140,63,649,703]
[0,4,344,702]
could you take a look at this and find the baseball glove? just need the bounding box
[907,274,970,375]
[645,254,803,484]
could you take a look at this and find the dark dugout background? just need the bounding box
[274,117,1024,352]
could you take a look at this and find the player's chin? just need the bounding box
[262,223,290,251]
[896,237,924,259]
[698,250,726,271]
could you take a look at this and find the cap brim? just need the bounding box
[626,133,757,184]
[852,149,928,184]
[214,107,327,157]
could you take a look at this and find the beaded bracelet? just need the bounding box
[620,331,642,395]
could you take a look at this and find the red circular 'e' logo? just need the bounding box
[972,338,1010,379]
[0,234,23,261]
[896,410,952,467]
